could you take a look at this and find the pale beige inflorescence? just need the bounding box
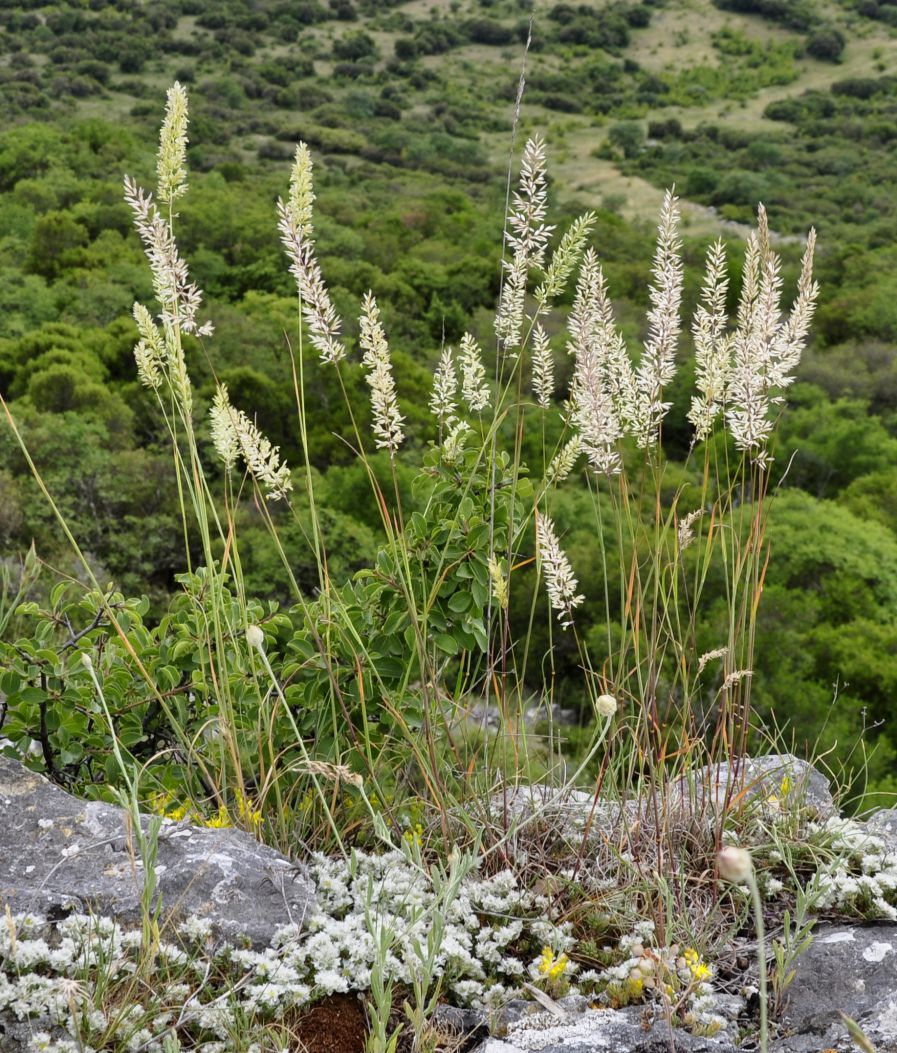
[128,89,821,642]
[531,323,554,409]
[459,332,491,413]
[277,143,346,365]
[359,292,405,453]
[210,384,292,501]
[495,135,553,352]
[430,347,459,428]
[156,81,189,208]
[535,514,584,630]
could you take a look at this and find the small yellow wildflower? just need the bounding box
[203,806,232,829]
[148,791,191,822]
[683,947,711,983]
[624,973,644,999]
[236,790,263,828]
[403,823,424,848]
[537,946,570,982]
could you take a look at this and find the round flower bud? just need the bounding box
[718,846,753,883]
[596,694,618,719]
[245,625,266,652]
[80,652,93,669]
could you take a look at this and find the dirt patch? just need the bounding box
[295,993,369,1053]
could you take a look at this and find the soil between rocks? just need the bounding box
[294,993,369,1053]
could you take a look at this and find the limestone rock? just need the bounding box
[476,1007,739,1053]
[774,923,897,1052]
[864,807,897,850]
[0,756,313,948]
[674,753,835,818]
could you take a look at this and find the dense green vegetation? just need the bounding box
[2,0,897,802]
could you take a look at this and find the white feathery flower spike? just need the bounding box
[459,333,490,413]
[689,239,730,441]
[495,136,553,351]
[725,208,817,466]
[132,303,165,390]
[210,384,239,472]
[359,292,404,453]
[531,323,554,408]
[567,250,636,475]
[698,647,728,674]
[571,337,623,475]
[633,188,683,447]
[677,509,704,552]
[545,437,582,485]
[287,143,315,238]
[535,211,596,309]
[277,143,346,364]
[156,81,189,208]
[124,176,208,335]
[209,385,291,500]
[163,318,193,418]
[430,347,458,427]
[535,514,584,630]
[442,419,470,466]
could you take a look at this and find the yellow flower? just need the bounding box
[683,947,711,982]
[625,974,644,998]
[236,790,263,828]
[403,823,424,849]
[537,947,569,981]
[203,805,232,829]
[148,791,191,822]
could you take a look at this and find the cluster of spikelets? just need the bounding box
[126,83,818,631]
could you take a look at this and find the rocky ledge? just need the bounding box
[2,754,897,1052]
[0,756,314,948]
[474,921,897,1052]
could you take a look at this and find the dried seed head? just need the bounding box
[596,694,618,719]
[245,625,266,652]
[717,846,753,883]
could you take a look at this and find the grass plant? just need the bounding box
[0,81,862,1053]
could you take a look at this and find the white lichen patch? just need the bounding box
[862,941,894,963]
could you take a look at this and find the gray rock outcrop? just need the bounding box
[674,753,835,817]
[0,756,313,947]
[774,922,897,1051]
[478,1007,740,1053]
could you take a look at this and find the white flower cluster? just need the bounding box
[302,850,572,1008]
[576,920,729,1038]
[0,851,574,1051]
[805,816,897,920]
